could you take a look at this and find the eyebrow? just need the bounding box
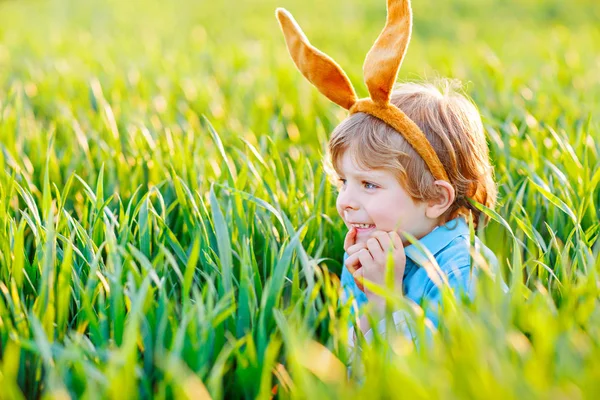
[338,170,387,181]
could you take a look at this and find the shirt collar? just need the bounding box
[404,217,469,267]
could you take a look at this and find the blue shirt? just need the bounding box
[340,216,502,327]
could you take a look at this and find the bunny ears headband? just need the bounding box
[276,0,449,182]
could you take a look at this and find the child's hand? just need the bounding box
[345,230,406,306]
[343,227,367,267]
[343,227,367,289]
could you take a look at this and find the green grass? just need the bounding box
[0,0,599,398]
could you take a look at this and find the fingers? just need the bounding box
[346,242,367,256]
[389,231,405,261]
[371,231,393,252]
[366,237,384,262]
[344,251,362,275]
[346,247,374,274]
[343,227,357,252]
[353,249,373,293]
[344,230,406,294]
[357,248,374,266]
[352,268,365,292]
[370,230,406,261]
[389,231,403,250]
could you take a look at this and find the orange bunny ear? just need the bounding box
[276,8,358,110]
[363,0,412,104]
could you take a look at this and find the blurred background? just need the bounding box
[1,0,599,145]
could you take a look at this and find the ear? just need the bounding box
[425,180,455,219]
[363,0,412,104]
[276,8,358,110]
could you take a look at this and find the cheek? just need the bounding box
[367,195,414,231]
[335,195,350,224]
[366,197,395,223]
[369,207,394,228]
[335,195,343,217]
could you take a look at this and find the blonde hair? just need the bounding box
[327,79,497,227]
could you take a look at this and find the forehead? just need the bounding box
[337,151,393,180]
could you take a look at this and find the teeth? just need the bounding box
[352,223,374,229]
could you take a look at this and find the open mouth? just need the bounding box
[351,223,375,231]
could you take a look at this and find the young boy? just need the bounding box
[275,0,501,341]
[331,81,499,340]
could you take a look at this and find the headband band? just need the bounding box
[350,99,449,181]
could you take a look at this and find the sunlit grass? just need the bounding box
[0,0,599,398]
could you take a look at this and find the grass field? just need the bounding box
[0,0,599,398]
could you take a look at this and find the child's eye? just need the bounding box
[337,178,347,187]
[363,181,378,189]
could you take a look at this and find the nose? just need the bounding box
[337,184,359,211]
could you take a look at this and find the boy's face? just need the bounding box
[335,151,434,245]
